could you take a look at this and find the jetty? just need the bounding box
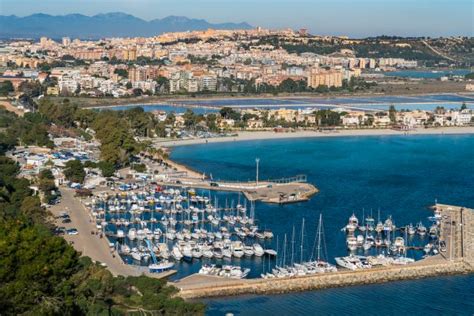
[159,175,318,204]
[172,203,474,299]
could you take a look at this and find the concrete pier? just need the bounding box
[173,203,474,299]
[175,259,473,299]
[158,176,318,204]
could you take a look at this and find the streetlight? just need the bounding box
[255,158,260,186]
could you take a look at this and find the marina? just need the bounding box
[75,169,470,285]
[49,134,474,306]
[174,203,474,299]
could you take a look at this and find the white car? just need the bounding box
[67,229,79,235]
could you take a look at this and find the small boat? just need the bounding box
[346,236,358,251]
[424,243,433,254]
[172,245,183,261]
[417,222,427,236]
[264,249,278,256]
[253,243,265,257]
[407,223,416,235]
[232,242,244,258]
[243,245,254,257]
[149,260,174,273]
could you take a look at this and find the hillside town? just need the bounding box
[1,28,472,100]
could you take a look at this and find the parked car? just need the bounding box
[62,218,72,224]
[55,227,66,235]
[66,228,79,235]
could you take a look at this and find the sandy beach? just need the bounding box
[157,127,474,147]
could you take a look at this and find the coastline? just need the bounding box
[156,127,474,147]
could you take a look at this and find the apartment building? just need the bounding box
[307,68,343,88]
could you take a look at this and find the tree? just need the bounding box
[132,163,147,173]
[388,105,397,123]
[38,98,78,128]
[38,169,57,203]
[132,88,143,96]
[165,112,176,125]
[93,114,138,166]
[314,110,342,126]
[0,80,14,96]
[97,161,115,177]
[219,107,241,121]
[155,76,170,93]
[460,102,467,110]
[18,80,42,98]
[183,109,198,128]
[63,160,86,184]
[113,68,128,78]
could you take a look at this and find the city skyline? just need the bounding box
[0,0,472,37]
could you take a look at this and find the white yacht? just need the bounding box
[243,245,255,257]
[232,241,244,258]
[128,228,137,240]
[171,245,183,261]
[346,236,358,251]
[253,243,265,257]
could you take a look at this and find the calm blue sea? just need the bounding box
[171,135,474,315]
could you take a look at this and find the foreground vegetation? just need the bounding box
[0,106,205,315]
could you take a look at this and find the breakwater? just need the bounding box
[176,259,473,299]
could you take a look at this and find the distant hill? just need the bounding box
[0,12,253,39]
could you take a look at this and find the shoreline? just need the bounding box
[156,127,474,148]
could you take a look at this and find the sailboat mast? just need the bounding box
[291,225,295,266]
[317,213,322,261]
[300,218,305,263]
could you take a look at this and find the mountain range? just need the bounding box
[0,12,253,39]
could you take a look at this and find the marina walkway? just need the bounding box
[157,178,318,204]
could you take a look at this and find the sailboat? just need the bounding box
[309,214,337,273]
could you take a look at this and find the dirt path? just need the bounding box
[0,100,24,116]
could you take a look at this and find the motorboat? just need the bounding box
[253,243,265,257]
[232,241,244,258]
[149,260,174,273]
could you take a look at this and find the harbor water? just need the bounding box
[171,134,474,315]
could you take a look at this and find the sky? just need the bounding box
[0,0,472,37]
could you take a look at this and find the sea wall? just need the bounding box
[178,261,473,299]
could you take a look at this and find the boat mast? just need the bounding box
[300,217,305,263]
[317,213,322,261]
[291,225,295,266]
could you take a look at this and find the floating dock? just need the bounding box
[172,204,474,299]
